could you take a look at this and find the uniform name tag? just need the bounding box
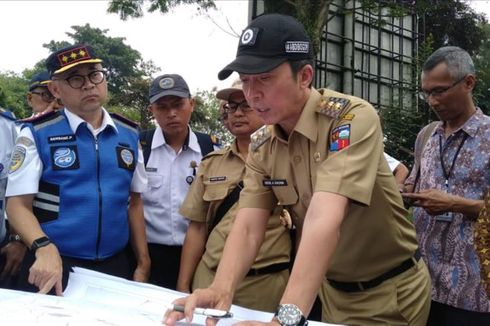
[263,179,288,187]
[145,167,157,172]
[210,176,227,182]
[48,134,76,143]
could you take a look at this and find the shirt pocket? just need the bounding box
[203,181,231,202]
[145,174,163,204]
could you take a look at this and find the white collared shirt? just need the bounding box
[0,115,17,242]
[384,152,400,173]
[6,108,147,197]
[142,126,215,245]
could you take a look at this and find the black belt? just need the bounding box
[327,249,421,293]
[246,262,290,277]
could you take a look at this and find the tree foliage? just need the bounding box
[107,0,215,20]
[191,89,233,144]
[474,23,490,114]
[42,24,160,126]
[0,72,29,118]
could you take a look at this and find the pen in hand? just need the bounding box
[169,303,233,319]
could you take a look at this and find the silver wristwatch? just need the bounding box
[275,304,308,326]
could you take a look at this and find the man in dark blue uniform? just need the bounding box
[6,44,150,295]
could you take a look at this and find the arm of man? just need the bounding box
[165,207,269,326]
[393,162,409,190]
[0,224,27,280]
[6,194,62,295]
[402,189,483,218]
[279,191,347,318]
[128,191,150,282]
[176,221,207,293]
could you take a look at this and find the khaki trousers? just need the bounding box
[320,259,431,325]
[192,260,289,312]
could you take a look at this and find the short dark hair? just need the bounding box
[422,46,475,81]
[289,59,315,87]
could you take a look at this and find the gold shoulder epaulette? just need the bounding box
[202,146,228,161]
[317,96,351,119]
[251,125,271,151]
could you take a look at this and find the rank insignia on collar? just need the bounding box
[251,125,271,151]
[318,97,350,119]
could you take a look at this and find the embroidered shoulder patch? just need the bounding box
[9,145,27,173]
[251,125,271,151]
[330,124,351,152]
[318,97,350,119]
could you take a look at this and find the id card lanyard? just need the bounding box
[437,132,468,221]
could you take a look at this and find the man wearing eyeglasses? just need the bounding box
[26,71,62,116]
[403,46,490,325]
[176,80,291,312]
[5,44,150,295]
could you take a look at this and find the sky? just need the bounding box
[0,0,249,93]
[0,0,489,93]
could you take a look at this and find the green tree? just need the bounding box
[191,89,232,144]
[43,24,160,126]
[0,71,29,118]
[474,23,490,114]
[107,0,215,20]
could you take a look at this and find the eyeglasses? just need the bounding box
[223,99,252,114]
[418,76,466,102]
[31,90,55,102]
[57,70,107,89]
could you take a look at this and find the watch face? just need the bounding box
[277,304,302,326]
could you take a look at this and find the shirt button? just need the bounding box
[293,156,302,164]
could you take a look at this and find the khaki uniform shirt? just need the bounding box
[180,140,291,271]
[239,88,418,282]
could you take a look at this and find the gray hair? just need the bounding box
[422,46,475,80]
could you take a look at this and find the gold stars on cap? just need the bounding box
[56,46,93,68]
[318,97,350,119]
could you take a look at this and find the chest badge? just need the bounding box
[116,146,135,171]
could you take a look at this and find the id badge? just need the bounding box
[435,212,453,222]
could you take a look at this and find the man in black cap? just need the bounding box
[6,44,150,295]
[26,71,62,116]
[139,74,219,289]
[165,13,430,326]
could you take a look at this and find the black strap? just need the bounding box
[208,181,244,235]
[139,129,155,166]
[139,129,215,167]
[439,133,468,188]
[327,249,421,292]
[195,131,215,156]
[246,262,290,277]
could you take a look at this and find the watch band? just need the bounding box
[8,234,22,242]
[30,236,52,251]
[275,304,308,326]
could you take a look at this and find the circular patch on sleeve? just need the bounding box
[9,145,26,173]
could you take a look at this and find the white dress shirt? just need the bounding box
[6,108,147,197]
[143,126,216,245]
[383,152,401,173]
[0,115,17,242]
